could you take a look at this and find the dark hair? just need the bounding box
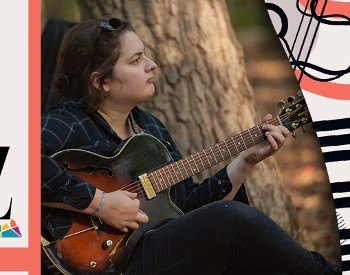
[55,18,134,110]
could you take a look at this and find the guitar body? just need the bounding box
[42,134,183,274]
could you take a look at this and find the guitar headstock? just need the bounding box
[277,91,311,137]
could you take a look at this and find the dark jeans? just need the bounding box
[124,200,336,275]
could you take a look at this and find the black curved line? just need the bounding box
[297,0,350,25]
[290,60,350,80]
[266,3,289,38]
[290,0,311,58]
[276,35,349,82]
[298,0,328,83]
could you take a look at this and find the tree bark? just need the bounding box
[78,0,304,241]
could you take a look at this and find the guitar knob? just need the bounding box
[277,100,285,109]
[288,96,295,103]
[102,239,113,249]
[292,131,297,138]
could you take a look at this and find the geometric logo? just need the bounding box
[0,147,22,238]
[0,219,22,238]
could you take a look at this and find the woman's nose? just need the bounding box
[146,56,157,71]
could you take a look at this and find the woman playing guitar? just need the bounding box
[41,17,340,275]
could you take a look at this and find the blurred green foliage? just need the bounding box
[42,0,80,22]
[226,0,271,29]
[42,0,272,31]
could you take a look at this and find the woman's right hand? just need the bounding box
[92,189,149,233]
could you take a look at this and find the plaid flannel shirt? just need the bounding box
[41,98,247,239]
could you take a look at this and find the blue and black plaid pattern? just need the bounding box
[41,98,234,239]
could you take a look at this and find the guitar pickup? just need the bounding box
[139,173,156,199]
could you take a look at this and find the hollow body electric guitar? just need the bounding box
[41,95,310,274]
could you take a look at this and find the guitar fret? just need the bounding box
[197,151,206,170]
[180,159,190,178]
[236,135,245,151]
[165,165,175,186]
[175,161,184,181]
[187,157,193,173]
[186,157,194,174]
[154,170,164,191]
[231,136,239,154]
[252,126,261,141]
[257,125,264,140]
[159,168,168,190]
[161,167,171,189]
[191,155,199,173]
[243,131,254,148]
[247,129,255,145]
[157,170,166,191]
[203,150,211,167]
[217,144,224,160]
[209,147,218,163]
[170,163,181,183]
[223,140,232,157]
[239,133,247,149]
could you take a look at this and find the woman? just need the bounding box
[41,18,340,274]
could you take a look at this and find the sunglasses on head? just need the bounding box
[90,18,125,67]
[98,18,125,31]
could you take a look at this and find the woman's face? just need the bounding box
[102,31,157,112]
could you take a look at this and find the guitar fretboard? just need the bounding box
[148,123,274,193]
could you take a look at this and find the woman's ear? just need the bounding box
[90,72,109,93]
[90,72,101,90]
[90,72,110,93]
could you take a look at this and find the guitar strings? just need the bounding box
[119,123,302,200]
[115,102,307,200]
[118,112,306,199]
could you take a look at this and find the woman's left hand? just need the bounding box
[241,114,290,167]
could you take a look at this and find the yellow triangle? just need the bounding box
[2,223,10,231]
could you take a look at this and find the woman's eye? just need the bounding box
[133,56,141,64]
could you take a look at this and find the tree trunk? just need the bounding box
[78,0,304,242]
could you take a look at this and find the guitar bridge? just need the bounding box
[89,216,105,235]
[139,173,156,199]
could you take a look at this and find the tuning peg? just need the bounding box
[292,131,297,138]
[277,100,285,109]
[297,90,303,98]
[288,96,295,103]
[302,126,306,133]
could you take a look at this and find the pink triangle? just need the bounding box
[12,226,22,237]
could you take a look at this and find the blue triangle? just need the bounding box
[2,228,20,238]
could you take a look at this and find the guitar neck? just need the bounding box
[149,119,279,193]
